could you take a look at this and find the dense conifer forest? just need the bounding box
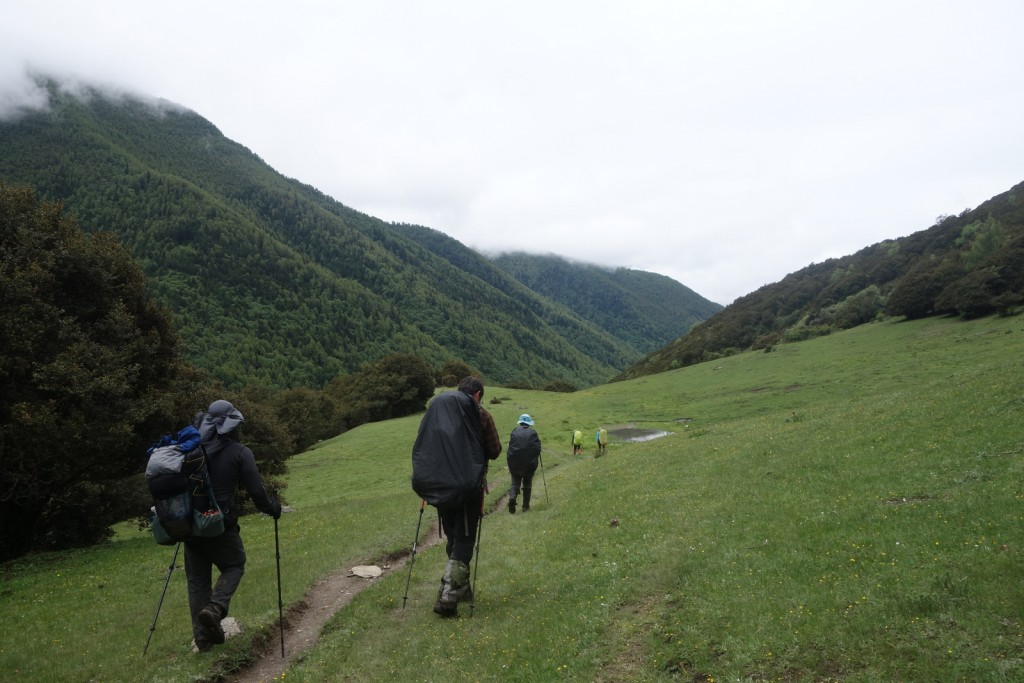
[0,80,718,391]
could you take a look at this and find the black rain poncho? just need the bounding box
[411,390,485,509]
[506,425,541,476]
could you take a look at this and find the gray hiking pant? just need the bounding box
[184,520,246,645]
[509,463,538,508]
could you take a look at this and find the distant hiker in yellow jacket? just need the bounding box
[572,429,583,455]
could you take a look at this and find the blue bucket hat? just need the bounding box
[518,414,534,426]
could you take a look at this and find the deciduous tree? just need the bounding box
[0,183,198,559]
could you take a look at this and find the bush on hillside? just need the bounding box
[834,285,884,328]
[269,386,344,452]
[937,267,1001,319]
[0,183,202,560]
[542,380,577,393]
[437,359,478,387]
[328,353,436,426]
[885,260,962,319]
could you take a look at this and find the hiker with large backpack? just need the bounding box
[506,414,541,514]
[572,429,583,455]
[183,400,281,652]
[411,377,501,617]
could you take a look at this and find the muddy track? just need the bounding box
[225,484,509,683]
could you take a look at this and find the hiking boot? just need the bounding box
[522,504,530,512]
[432,599,458,618]
[433,603,458,617]
[447,560,473,604]
[436,558,473,611]
[507,498,516,514]
[434,571,458,617]
[198,602,225,645]
[195,638,214,653]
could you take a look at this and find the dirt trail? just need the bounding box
[222,516,442,683]
[226,483,509,683]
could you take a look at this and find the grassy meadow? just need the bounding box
[1,315,1022,682]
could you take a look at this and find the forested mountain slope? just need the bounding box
[0,80,715,389]
[617,181,1024,380]
[489,252,722,353]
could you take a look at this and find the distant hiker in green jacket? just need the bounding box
[572,429,583,455]
[596,428,607,457]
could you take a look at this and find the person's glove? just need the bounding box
[270,501,282,519]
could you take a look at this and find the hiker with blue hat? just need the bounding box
[506,414,542,514]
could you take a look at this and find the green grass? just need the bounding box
[2,315,1023,681]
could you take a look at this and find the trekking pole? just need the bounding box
[538,452,549,505]
[143,542,181,656]
[402,499,426,609]
[469,491,485,617]
[275,517,285,658]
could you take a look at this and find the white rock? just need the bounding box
[350,565,383,578]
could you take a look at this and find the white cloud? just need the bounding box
[2,0,1022,305]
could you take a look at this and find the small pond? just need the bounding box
[607,428,671,443]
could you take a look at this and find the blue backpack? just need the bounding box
[145,425,224,544]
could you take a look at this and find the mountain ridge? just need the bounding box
[615,181,1024,380]
[0,79,719,389]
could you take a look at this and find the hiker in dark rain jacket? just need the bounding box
[411,377,501,617]
[186,400,281,652]
[506,414,541,514]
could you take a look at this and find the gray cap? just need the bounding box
[198,399,245,441]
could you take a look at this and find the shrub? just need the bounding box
[542,380,577,393]
[328,353,436,426]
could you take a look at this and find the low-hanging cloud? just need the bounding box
[2,1,1023,305]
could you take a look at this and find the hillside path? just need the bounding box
[226,482,509,683]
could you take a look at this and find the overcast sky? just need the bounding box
[2,1,1022,304]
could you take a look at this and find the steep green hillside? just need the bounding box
[369,223,724,368]
[0,80,706,389]
[617,181,1024,379]
[2,315,1021,681]
[490,251,722,353]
